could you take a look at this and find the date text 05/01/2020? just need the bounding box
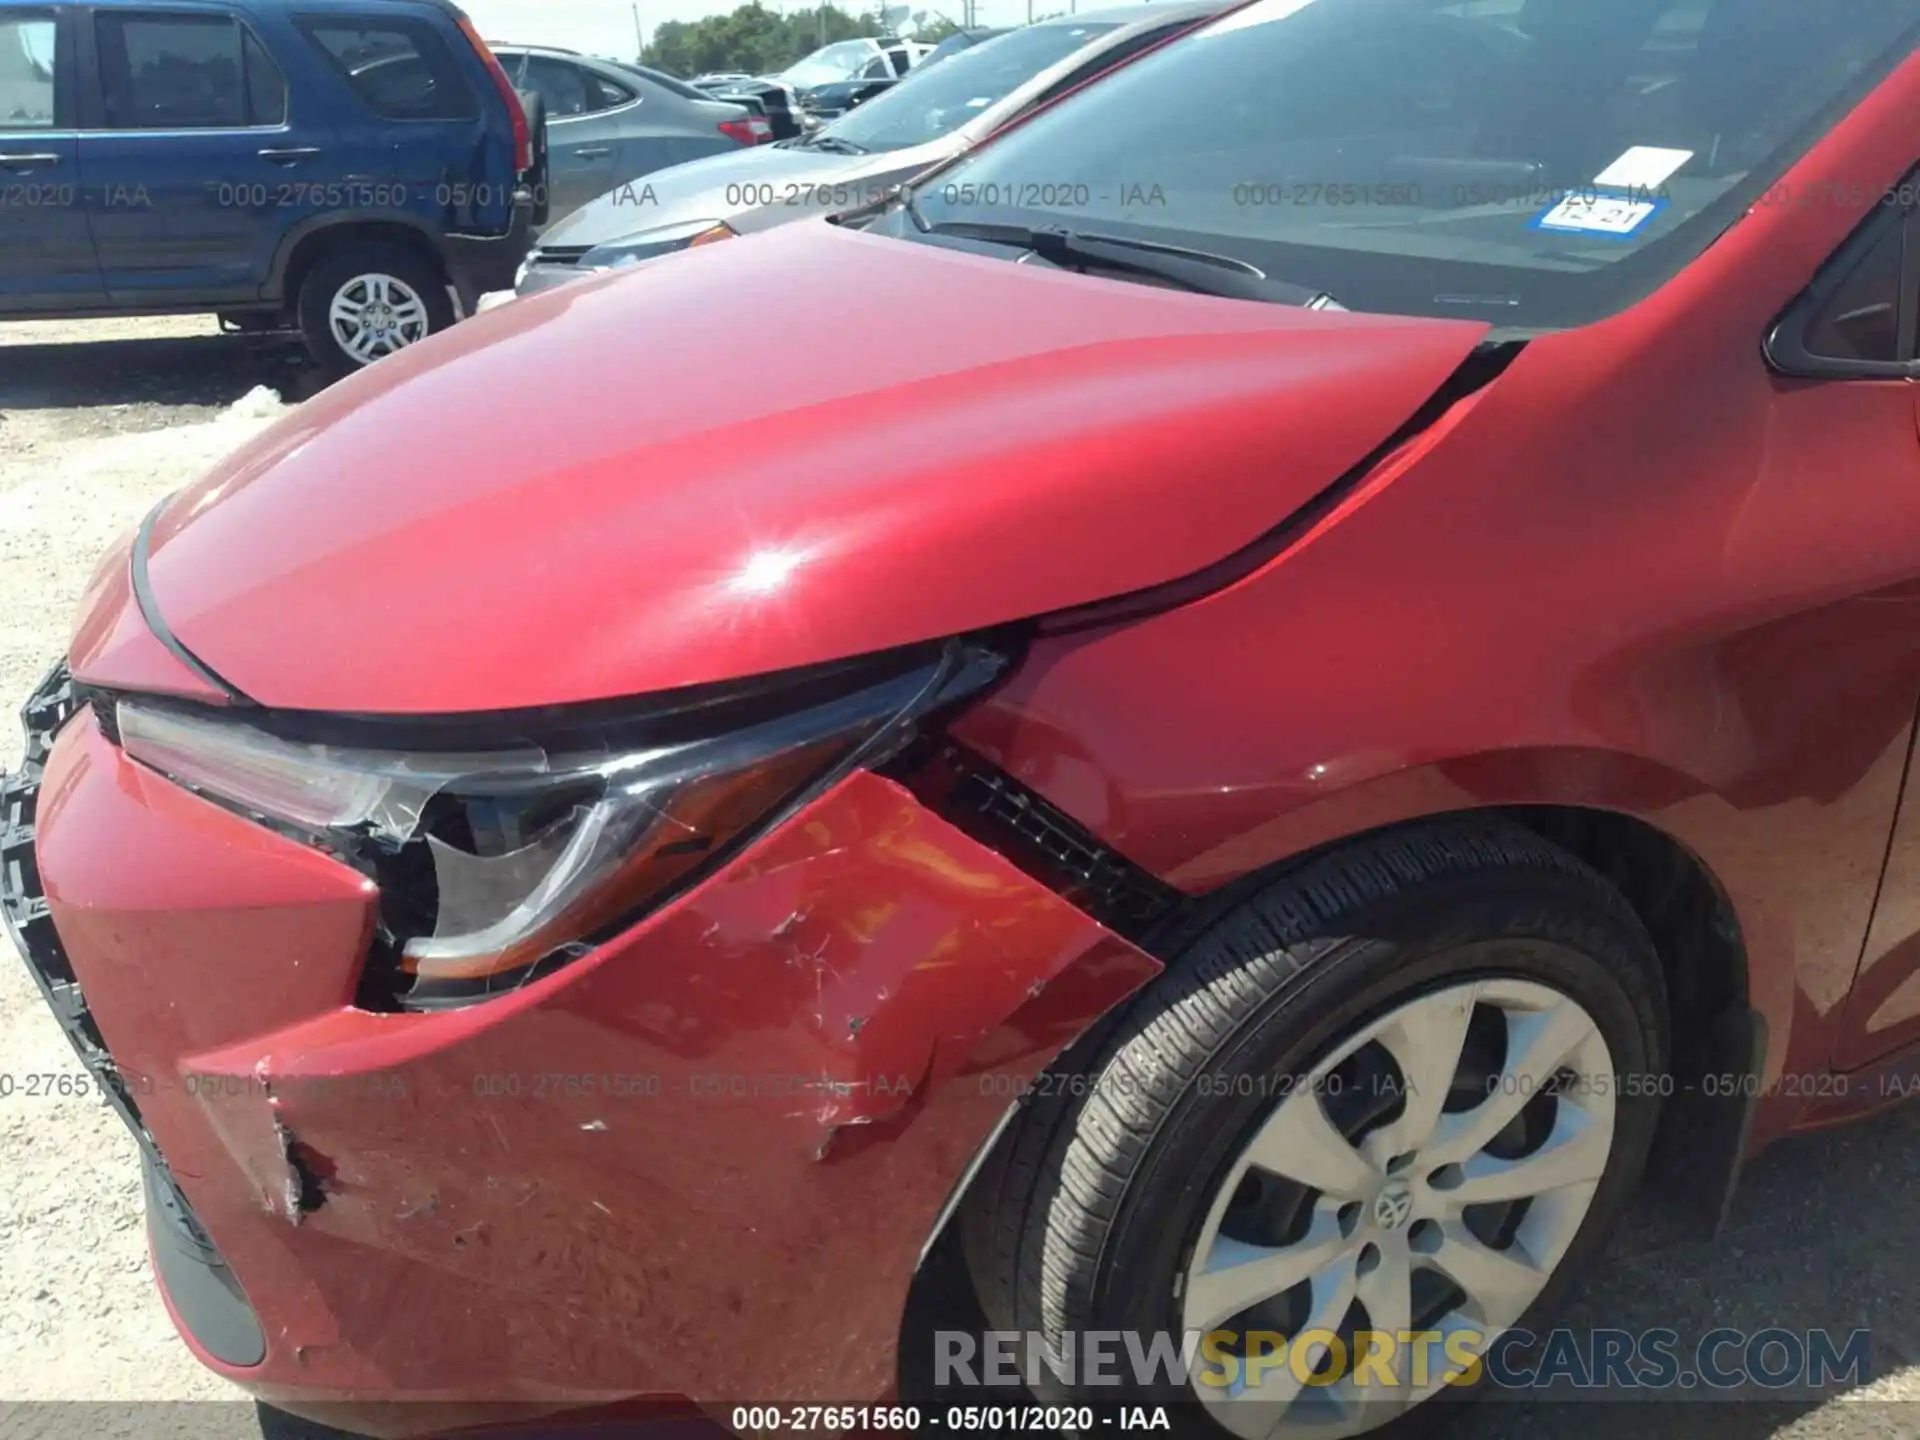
[728,1407,1172,1431]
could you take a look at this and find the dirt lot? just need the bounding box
[0,317,299,1439]
[4,318,1920,1440]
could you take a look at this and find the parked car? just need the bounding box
[516,5,1222,295]
[604,58,776,147]
[16,0,1920,1438]
[692,74,805,141]
[488,44,765,223]
[0,0,544,376]
[692,39,937,142]
[789,34,936,128]
[777,35,932,100]
[801,29,1003,125]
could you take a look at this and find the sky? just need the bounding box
[459,0,1106,57]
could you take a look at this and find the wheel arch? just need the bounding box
[1154,803,1750,1071]
[897,799,1764,1397]
[269,215,450,310]
[1156,801,1766,1240]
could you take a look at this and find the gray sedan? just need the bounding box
[491,46,768,224]
[515,3,1226,295]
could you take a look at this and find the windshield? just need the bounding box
[825,21,1120,152]
[903,0,1920,328]
[779,40,880,87]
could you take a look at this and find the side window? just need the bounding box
[521,56,592,116]
[1803,218,1906,365]
[301,21,476,121]
[242,26,287,127]
[860,55,891,80]
[0,12,58,129]
[886,47,911,77]
[588,72,635,109]
[95,14,247,129]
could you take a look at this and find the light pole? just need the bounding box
[630,2,643,58]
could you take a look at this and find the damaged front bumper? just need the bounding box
[6,669,1160,1437]
[2,668,266,1366]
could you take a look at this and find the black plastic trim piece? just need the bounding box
[1645,1004,1767,1240]
[1764,170,1920,381]
[145,1159,266,1368]
[3,669,220,1260]
[121,638,992,756]
[894,742,1184,945]
[131,498,255,705]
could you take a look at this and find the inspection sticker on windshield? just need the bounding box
[1532,191,1665,237]
[1591,146,1694,192]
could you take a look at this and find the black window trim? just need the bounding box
[581,60,637,113]
[294,11,478,123]
[85,7,286,133]
[1765,170,1920,381]
[239,16,289,128]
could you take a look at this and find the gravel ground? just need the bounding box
[1,317,293,1438]
[4,318,1920,1440]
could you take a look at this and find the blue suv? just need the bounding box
[0,0,547,375]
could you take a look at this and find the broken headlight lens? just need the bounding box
[116,644,1005,996]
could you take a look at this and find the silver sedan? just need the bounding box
[514,3,1227,296]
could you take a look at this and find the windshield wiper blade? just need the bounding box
[920,219,1338,307]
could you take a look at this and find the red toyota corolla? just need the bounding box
[9,0,1920,1436]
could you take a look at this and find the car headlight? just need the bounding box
[115,642,1006,1005]
[580,219,736,271]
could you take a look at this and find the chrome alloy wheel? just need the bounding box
[328,272,431,364]
[1179,977,1617,1438]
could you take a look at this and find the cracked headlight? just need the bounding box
[116,642,1005,1005]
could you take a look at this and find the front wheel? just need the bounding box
[961,819,1669,1439]
[297,244,453,379]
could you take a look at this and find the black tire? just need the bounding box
[296,243,454,380]
[960,818,1669,1437]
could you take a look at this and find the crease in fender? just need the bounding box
[1037,338,1525,634]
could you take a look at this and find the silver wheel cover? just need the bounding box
[328,272,431,365]
[1180,977,1617,1438]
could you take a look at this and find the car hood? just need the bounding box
[540,144,914,247]
[127,222,1490,715]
